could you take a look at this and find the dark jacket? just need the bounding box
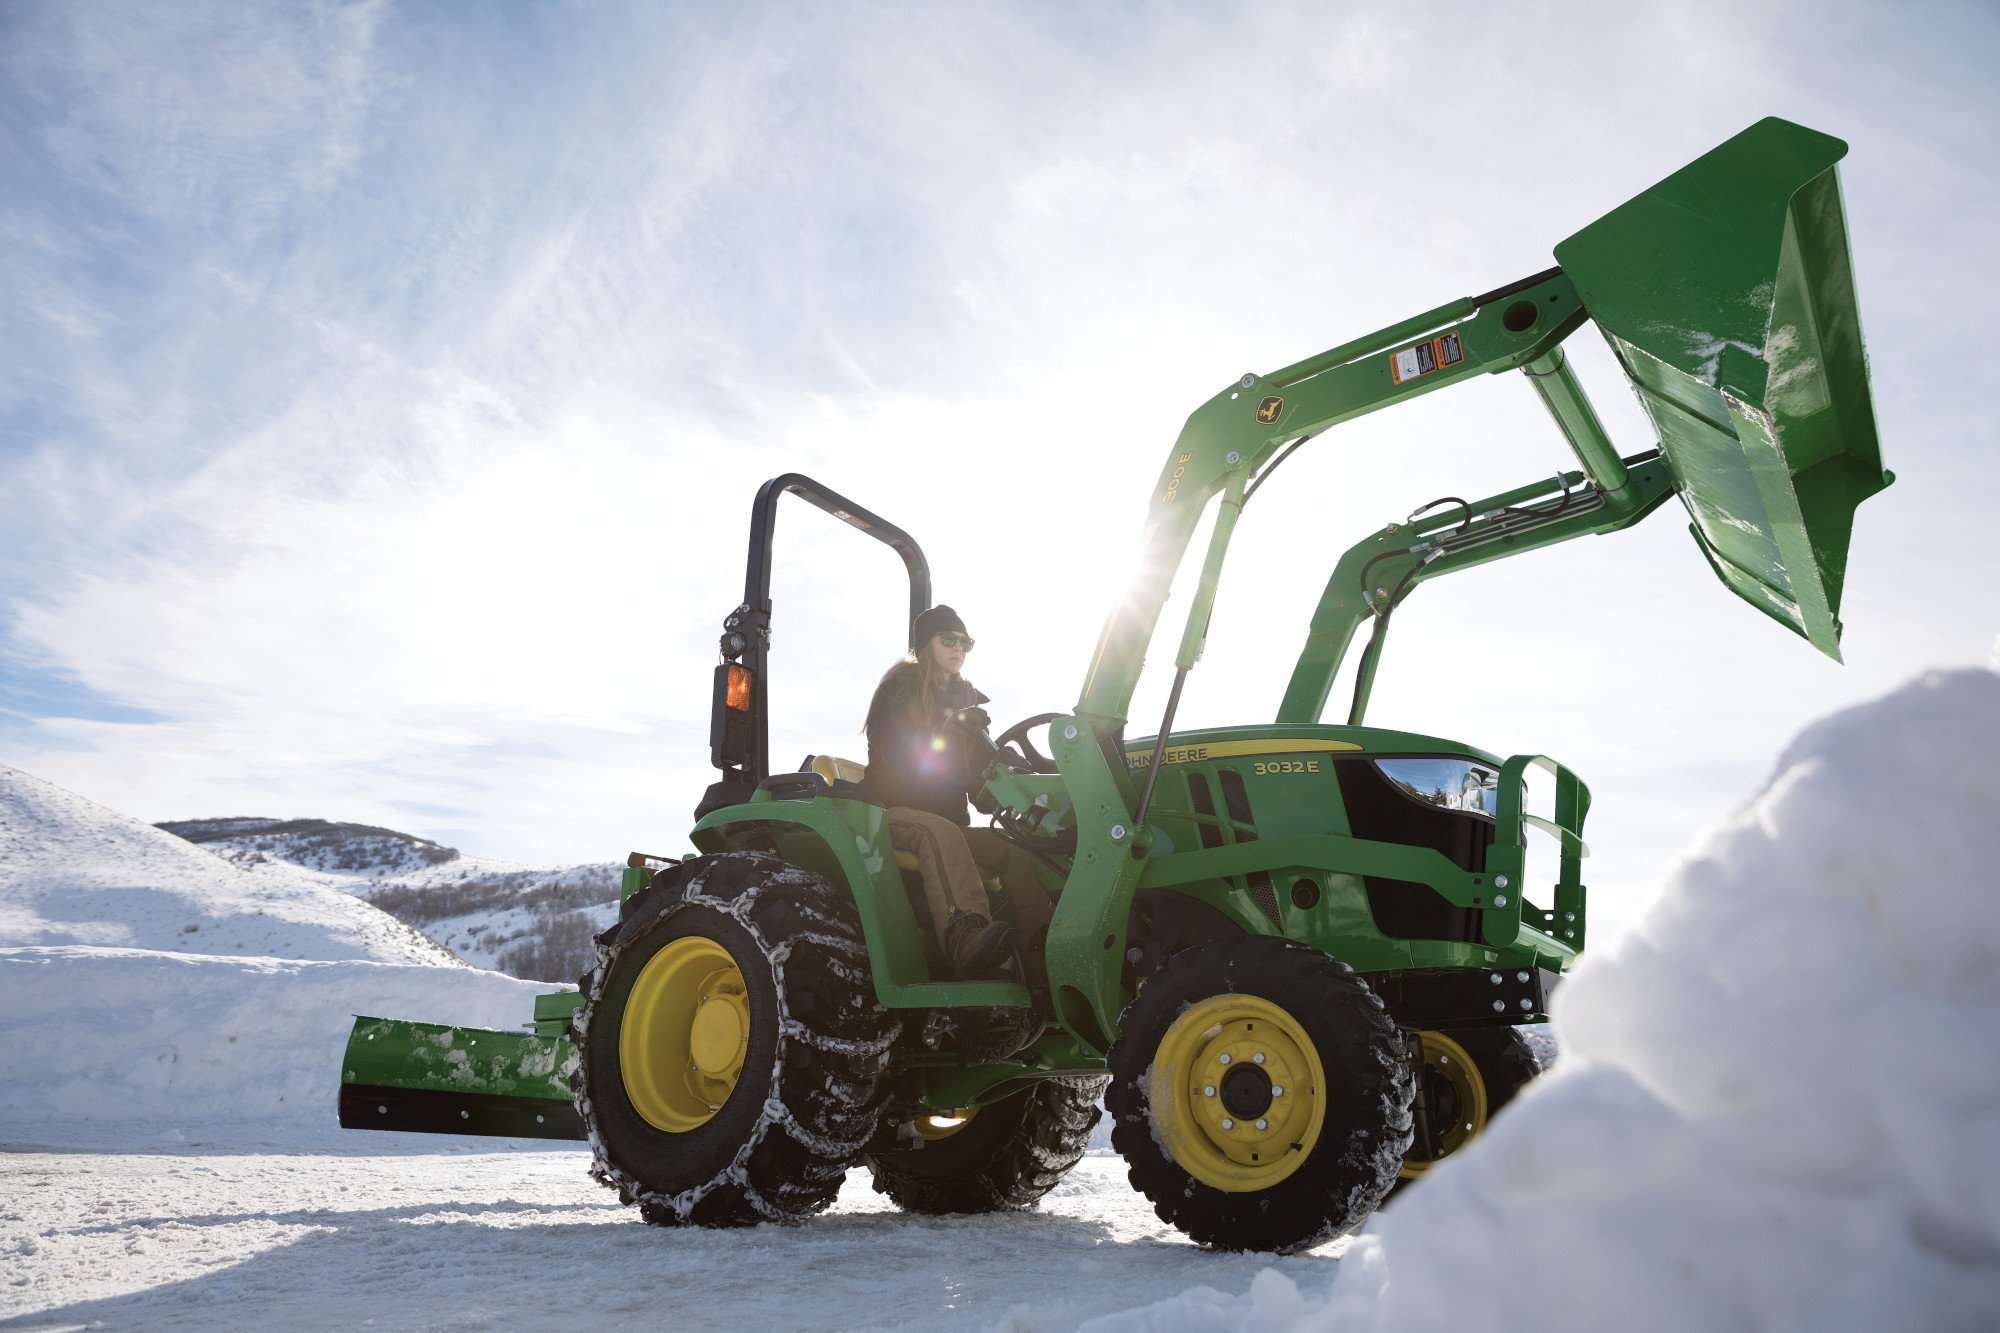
[863,662,989,825]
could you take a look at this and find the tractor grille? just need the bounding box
[1332,757,1490,943]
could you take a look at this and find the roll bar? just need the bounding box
[710,473,931,786]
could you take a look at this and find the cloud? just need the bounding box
[9,0,386,225]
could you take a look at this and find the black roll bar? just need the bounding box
[711,473,932,785]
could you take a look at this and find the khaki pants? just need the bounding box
[964,826,1054,990]
[886,810,1053,981]
[886,808,993,940]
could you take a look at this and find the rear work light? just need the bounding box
[711,661,757,771]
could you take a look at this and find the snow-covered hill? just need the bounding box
[2,767,456,965]
[156,815,624,982]
[159,816,461,877]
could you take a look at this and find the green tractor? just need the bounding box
[339,118,1889,1253]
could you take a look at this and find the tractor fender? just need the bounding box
[689,797,1029,1012]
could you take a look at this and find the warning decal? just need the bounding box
[1390,329,1467,385]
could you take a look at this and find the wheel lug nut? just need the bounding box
[1204,1085,1216,1097]
[1220,1118,1234,1130]
[1255,1119,1268,1130]
[1252,1052,1265,1064]
[1271,1085,1284,1097]
[1218,1053,1231,1065]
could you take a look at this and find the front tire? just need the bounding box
[1106,937,1413,1253]
[571,852,895,1227]
[864,1077,1107,1214]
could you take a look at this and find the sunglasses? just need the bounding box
[936,632,975,651]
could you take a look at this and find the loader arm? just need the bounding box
[1076,265,1597,729]
[1076,116,1889,737]
[1276,454,1679,726]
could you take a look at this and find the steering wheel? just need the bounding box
[993,712,1064,775]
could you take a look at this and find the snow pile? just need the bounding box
[0,947,545,1124]
[0,765,456,964]
[1099,668,2000,1331]
[0,765,553,1129]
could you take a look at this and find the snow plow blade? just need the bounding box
[1555,117,1890,660]
[338,1015,583,1141]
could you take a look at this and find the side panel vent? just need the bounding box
[1215,768,1282,931]
[1185,772,1226,851]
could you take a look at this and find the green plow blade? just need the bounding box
[338,1015,583,1141]
[1556,117,1890,659]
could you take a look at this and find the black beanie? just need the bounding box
[911,604,968,651]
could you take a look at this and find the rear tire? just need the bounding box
[1106,936,1413,1253]
[570,852,895,1227]
[1397,1025,1543,1185]
[864,1077,1107,1214]
[1450,1025,1543,1111]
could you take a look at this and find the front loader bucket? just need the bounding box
[1555,117,1890,659]
[339,1015,583,1140]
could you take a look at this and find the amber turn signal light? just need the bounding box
[725,663,753,712]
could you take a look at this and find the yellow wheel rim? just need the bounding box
[1148,993,1326,1193]
[912,1107,979,1142]
[1399,1030,1488,1179]
[619,936,751,1133]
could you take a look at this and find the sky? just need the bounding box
[3,0,1996,943]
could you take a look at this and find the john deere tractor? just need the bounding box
[340,118,1889,1253]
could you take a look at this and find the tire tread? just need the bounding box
[1106,936,1414,1253]
[865,1077,1107,1214]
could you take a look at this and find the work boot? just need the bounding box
[944,910,1015,979]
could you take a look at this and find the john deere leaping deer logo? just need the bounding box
[1256,395,1284,424]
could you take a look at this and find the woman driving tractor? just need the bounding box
[863,604,1037,979]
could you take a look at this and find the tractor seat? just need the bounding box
[801,754,876,804]
[809,754,868,786]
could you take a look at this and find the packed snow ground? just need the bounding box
[4,670,1999,1329]
[0,1128,1335,1331]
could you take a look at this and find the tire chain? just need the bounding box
[570,852,898,1226]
